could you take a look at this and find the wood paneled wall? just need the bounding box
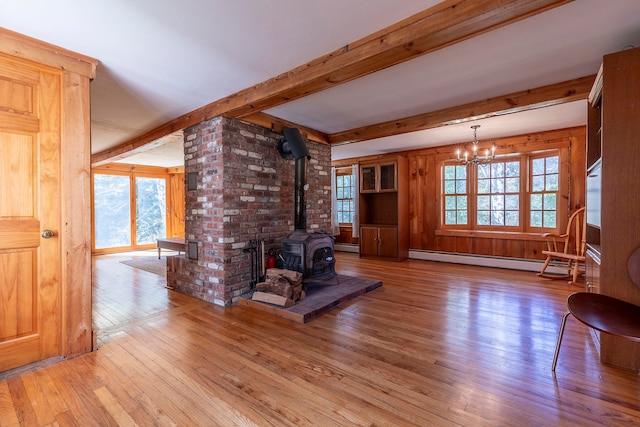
[336,226,359,244]
[333,127,586,261]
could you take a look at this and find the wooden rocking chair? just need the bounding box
[537,207,586,286]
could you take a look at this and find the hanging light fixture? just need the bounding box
[456,125,495,166]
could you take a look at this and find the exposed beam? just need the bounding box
[227,0,573,118]
[239,112,330,144]
[92,132,184,166]
[92,0,571,166]
[329,75,595,145]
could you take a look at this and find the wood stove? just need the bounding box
[282,230,337,284]
[279,128,337,285]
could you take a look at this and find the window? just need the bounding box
[530,155,559,228]
[476,160,520,227]
[443,165,468,225]
[93,170,168,252]
[440,152,561,232]
[135,177,167,245]
[336,171,355,224]
[94,174,132,249]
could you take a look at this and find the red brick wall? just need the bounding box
[167,116,331,306]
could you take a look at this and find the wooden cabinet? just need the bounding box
[360,162,398,192]
[586,47,640,370]
[359,156,408,261]
[360,226,399,258]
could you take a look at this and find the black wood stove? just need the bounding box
[279,128,337,286]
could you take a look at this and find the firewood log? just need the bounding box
[291,284,302,301]
[266,268,302,284]
[256,276,292,298]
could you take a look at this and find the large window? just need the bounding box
[335,170,355,224]
[93,171,168,252]
[441,152,561,232]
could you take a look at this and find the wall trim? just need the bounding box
[336,245,566,275]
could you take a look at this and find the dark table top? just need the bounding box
[568,292,640,341]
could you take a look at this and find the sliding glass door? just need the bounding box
[93,172,168,252]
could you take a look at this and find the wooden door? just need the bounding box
[0,53,62,371]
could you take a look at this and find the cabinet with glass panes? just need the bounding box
[358,156,408,261]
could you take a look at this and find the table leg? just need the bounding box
[158,247,161,259]
[552,311,572,372]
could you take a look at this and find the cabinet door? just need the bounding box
[378,227,398,258]
[585,250,600,293]
[360,165,377,192]
[379,163,397,192]
[360,226,379,257]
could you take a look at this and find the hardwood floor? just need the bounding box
[2,252,640,426]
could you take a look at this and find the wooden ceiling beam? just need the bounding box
[91,0,571,166]
[239,112,330,144]
[329,75,595,145]
[91,132,184,167]
[226,0,573,118]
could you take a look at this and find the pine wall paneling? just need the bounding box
[333,126,586,262]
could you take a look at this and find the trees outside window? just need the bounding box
[94,174,131,249]
[135,177,166,245]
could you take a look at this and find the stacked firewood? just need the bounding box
[252,268,305,307]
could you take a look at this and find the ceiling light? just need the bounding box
[456,125,495,166]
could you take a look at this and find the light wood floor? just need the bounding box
[2,252,640,426]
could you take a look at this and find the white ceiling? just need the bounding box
[1,0,639,166]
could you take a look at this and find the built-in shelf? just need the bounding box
[358,156,408,261]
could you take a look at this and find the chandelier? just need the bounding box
[456,125,495,165]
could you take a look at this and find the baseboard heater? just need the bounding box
[409,250,566,274]
[334,244,565,275]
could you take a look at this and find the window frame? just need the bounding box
[527,152,563,233]
[473,157,525,232]
[91,167,170,254]
[442,164,470,229]
[335,167,355,226]
[438,149,568,236]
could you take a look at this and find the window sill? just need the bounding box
[435,229,548,241]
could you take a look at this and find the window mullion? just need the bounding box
[469,165,477,230]
[521,156,528,232]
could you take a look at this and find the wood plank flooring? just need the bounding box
[2,252,640,426]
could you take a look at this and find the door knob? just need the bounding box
[42,230,54,239]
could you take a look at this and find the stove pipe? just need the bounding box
[294,156,307,230]
[279,128,311,230]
